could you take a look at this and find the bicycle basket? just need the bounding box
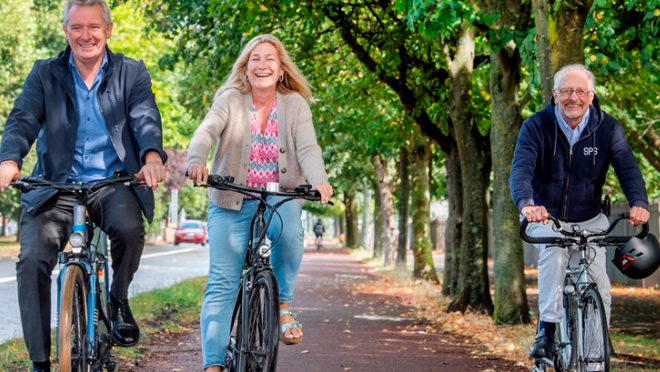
[612,233,660,280]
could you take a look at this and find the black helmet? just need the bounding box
[612,233,660,280]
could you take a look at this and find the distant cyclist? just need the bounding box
[313,220,325,249]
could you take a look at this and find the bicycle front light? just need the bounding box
[259,242,272,257]
[69,232,84,250]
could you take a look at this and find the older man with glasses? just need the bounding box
[509,64,649,360]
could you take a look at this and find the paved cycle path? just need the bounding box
[276,245,526,372]
[122,243,526,372]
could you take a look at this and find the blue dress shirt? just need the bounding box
[68,52,124,183]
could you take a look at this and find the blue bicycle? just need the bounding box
[12,173,143,372]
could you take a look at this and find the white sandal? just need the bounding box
[279,309,303,345]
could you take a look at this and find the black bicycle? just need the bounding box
[198,175,327,372]
[12,173,143,372]
[521,213,647,372]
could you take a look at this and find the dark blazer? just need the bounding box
[0,47,167,222]
[510,95,648,222]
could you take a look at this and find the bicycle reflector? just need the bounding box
[612,233,660,280]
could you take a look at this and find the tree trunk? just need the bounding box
[396,146,410,269]
[532,0,553,102]
[489,5,531,323]
[373,155,398,265]
[359,185,371,249]
[373,185,383,258]
[442,132,463,297]
[534,0,594,87]
[553,0,594,69]
[410,135,438,282]
[344,190,359,248]
[446,26,494,314]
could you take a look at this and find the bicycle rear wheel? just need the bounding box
[580,287,610,372]
[245,270,280,372]
[58,265,91,372]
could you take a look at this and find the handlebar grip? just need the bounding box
[520,219,569,244]
[519,215,565,244]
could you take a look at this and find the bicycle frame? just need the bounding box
[232,199,277,370]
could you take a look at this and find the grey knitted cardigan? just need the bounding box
[186,88,329,210]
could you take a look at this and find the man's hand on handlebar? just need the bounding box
[0,161,21,192]
[139,151,166,190]
[187,164,209,185]
[521,205,549,224]
[313,183,333,205]
[629,206,650,226]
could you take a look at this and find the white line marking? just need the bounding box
[141,247,198,259]
[0,247,199,284]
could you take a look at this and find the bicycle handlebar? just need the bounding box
[519,212,648,245]
[11,173,143,193]
[199,174,332,204]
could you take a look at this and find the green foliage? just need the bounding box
[303,197,344,218]
[109,1,195,150]
[586,0,660,72]
[178,184,209,221]
[0,1,37,125]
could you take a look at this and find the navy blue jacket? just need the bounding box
[0,47,167,222]
[510,95,648,222]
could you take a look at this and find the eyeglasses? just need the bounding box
[557,88,592,98]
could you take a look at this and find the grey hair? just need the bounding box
[553,64,596,91]
[63,0,112,27]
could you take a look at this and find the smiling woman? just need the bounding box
[185,34,333,372]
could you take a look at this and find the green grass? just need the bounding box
[0,236,19,256]
[0,276,206,371]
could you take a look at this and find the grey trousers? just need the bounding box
[527,213,611,324]
[16,185,145,363]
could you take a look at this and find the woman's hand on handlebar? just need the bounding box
[629,206,650,226]
[0,161,21,192]
[187,164,209,185]
[313,183,333,205]
[521,205,549,224]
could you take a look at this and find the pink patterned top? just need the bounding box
[246,97,279,189]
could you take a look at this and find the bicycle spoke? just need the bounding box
[580,288,609,372]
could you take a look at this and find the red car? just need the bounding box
[174,220,207,246]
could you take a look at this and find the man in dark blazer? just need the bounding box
[0,0,167,370]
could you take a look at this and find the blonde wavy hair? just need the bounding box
[214,34,314,102]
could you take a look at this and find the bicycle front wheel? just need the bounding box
[555,289,577,372]
[580,287,610,372]
[245,270,280,372]
[226,286,243,372]
[58,264,91,372]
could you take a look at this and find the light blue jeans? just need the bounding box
[201,196,304,369]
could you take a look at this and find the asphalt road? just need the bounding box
[0,242,209,344]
